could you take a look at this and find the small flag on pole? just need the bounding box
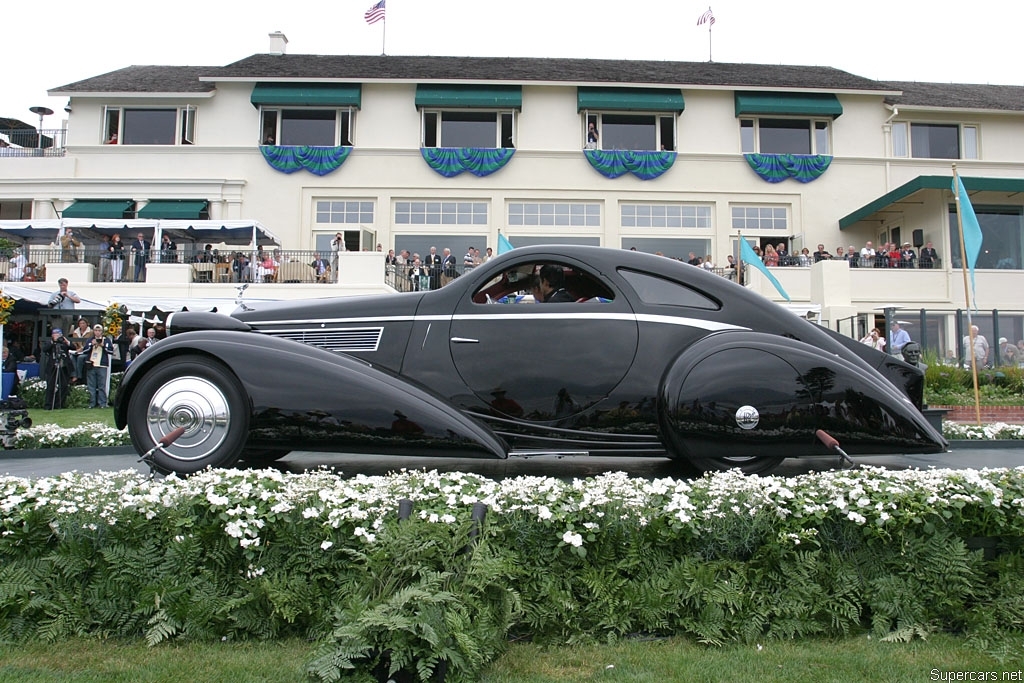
[364,0,386,25]
[953,175,983,306]
[740,238,790,301]
[697,7,715,26]
[497,233,514,254]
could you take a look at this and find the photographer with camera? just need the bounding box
[85,324,115,409]
[40,328,73,410]
[48,278,81,335]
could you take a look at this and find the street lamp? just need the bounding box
[29,106,53,149]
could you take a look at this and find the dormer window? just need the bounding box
[577,87,685,152]
[250,83,361,146]
[415,85,521,149]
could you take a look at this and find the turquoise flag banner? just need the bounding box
[739,238,791,301]
[497,233,514,254]
[953,176,983,305]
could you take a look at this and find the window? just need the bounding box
[421,111,514,148]
[621,204,711,228]
[731,206,788,231]
[949,204,1023,270]
[395,201,488,225]
[739,118,830,155]
[315,201,374,224]
[584,112,676,151]
[104,106,196,145]
[891,122,979,159]
[619,270,720,310]
[508,202,600,227]
[259,108,353,146]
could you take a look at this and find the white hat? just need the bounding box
[999,337,1008,344]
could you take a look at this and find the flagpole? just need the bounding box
[707,19,713,62]
[381,15,386,56]
[952,162,982,425]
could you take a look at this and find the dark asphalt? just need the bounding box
[2,443,1022,480]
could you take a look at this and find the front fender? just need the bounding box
[657,331,946,459]
[115,331,507,458]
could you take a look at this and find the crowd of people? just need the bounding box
[389,245,494,291]
[743,240,941,269]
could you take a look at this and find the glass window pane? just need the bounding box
[602,114,657,151]
[911,123,960,159]
[122,109,177,145]
[757,118,811,154]
[963,126,978,159]
[440,111,497,147]
[814,121,829,155]
[280,109,336,146]
[892,122,908,157]
[740,119,755,154]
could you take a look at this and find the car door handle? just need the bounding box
[450,337,479,344]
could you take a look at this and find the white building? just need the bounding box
[1,34,1022,355]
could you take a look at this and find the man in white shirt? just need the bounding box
[859,241,876,267]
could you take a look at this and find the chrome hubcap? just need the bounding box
[145,376,231,462]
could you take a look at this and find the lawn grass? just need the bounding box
[26,407,116,429]
[0,633,1019,682]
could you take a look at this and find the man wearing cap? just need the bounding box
[900,242,917,269]
[85,324,115,409]
[998,337,1019,366]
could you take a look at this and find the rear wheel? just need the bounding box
[127,355,249,475]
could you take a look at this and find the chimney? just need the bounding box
[268,31,288,55]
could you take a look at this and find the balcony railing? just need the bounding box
[0,128,67,157]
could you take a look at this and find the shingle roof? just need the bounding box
[50,65,219,94]
[214,54,891,91]
[884,81,1024,112]
[51,55,893,95]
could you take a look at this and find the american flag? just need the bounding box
[365,0,386,25]
[697,8,715,26]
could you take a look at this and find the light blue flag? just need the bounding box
[497,233,514,254]
[739,238,791,301]
[953,176,983,306]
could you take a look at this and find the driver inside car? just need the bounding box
[536,264,574,303]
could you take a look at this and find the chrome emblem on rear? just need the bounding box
[735,405,759,430]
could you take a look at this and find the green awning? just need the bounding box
[839,175,1024,229]
[734,92,843,118]
[137,200,209,219]
[415,85,522,109]
[61,199,134,219]
[577,87,685,112]
[250,83,362,108]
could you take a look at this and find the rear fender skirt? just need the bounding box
[115,330,507,458]
[657,331,946,460]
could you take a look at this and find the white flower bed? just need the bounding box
[2,466,1023,550]
[943,422,1024,440]
[12,422,131,449]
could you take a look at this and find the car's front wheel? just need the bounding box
[127,355,249,475]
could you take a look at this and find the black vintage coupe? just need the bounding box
[115,246,946,475]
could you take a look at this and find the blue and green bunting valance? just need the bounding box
[744,153,832,183]
[420,147,515,178]
[260,145,351,176]
[583,150,676,180]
